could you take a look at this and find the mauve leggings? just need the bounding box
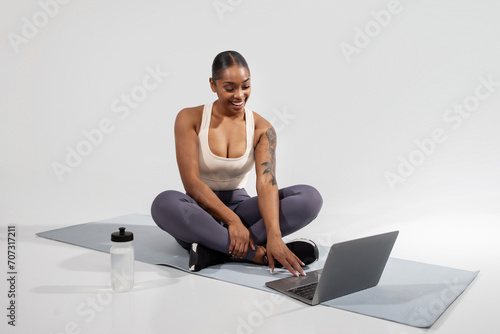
[150,184,323,261]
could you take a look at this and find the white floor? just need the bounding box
[1,192,499,334]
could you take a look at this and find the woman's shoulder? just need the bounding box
[175,105,205,132]
[176,104,204,123]
[177,104,204,118]
[252,110,275,147]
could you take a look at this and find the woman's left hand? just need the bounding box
[265,236,305,277]
[227,218,255,259]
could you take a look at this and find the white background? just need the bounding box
[1,0,500,224]
[1,0,500,333]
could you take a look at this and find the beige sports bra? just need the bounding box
[198,102,255,191]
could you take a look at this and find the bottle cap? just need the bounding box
[111,227,134,242]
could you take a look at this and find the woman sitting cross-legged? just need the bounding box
[151,50,323,277]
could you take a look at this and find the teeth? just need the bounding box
[231,101,244,106]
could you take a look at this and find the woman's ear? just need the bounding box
[209,77,217,93]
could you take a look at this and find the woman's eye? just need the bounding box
[243,86,250,90]
[225,87,234,92]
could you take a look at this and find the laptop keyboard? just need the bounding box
[287,282,318,300]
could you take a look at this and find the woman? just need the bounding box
[151,51,323,277]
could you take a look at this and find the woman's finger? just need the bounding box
[267,253,275,273]
[294,253,305,266]
[288,249,305,266]
[228,239,236,255]
[236,242,245,258]
[249,237,255,251]
[290,258,306,276]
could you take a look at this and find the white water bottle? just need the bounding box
[110,227,134,292]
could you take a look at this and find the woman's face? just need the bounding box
[210,65,251,114]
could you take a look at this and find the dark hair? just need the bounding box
[211,51,250,81]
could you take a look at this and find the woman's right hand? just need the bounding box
[227,218,255,259]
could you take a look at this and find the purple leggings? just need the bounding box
[150,184,323,261]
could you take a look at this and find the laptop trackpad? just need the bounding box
[266,269,322,300]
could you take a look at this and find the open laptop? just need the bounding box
[265,231,399,305]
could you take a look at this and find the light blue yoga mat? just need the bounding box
[37,213,479,328]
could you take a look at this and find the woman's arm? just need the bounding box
[174,108,253,258]
[254,115,305,276]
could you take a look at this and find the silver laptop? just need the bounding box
[265,231,399,305]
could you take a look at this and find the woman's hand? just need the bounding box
[227,218,255,259]
[266,236,306,277]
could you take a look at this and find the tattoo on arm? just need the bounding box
[261,127,277,186]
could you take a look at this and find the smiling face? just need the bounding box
[210,65,251,116]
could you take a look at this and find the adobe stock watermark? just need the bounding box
[224,294,285,334]
[48,291,112,334]
[408,277,464,327]
[385,74,499,191]
[51,64,169,182]
[213,0,244,21]
[339,0,409,64]
[7,0,73,54]
[269,106,295,133]
[315,232,334,247]
[47,265,138,334]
